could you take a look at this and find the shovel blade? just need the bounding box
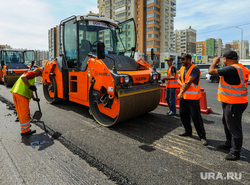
[33,111,42,121]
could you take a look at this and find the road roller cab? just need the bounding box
[0,49,35,87]
[43,15,161,126]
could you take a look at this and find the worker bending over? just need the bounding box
[11,67,43,136]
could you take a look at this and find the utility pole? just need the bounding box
[235,26,243,59]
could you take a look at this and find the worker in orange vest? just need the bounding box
[162,58,179,115]
[209,51,249,160]
[11,67,43,136]
[177,53,207,146]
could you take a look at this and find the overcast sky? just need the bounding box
[0,0,250,50]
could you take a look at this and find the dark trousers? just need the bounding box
[222,102,248,155]
[166,88,176,114]
[180,98,206,139]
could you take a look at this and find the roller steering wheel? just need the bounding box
[92,41,99,51]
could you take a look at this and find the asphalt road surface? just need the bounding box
[0,79,250,185]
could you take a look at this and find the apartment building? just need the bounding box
[98,0,176,68]
[196,41,206,56]
[174,26,196,54]
[48,26,60,61]
[224,40,249,59]
[0,44,12,49]
[205,38,222,57]
[35,50,49,61]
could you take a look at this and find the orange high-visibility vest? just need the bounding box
[217,64,249,104]
[167,65,179,88]
[180,64,201,100]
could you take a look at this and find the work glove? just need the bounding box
[33,98,40,102]
[29,85,37,91]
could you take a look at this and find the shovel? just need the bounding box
[33,90,42,120]
[33,90,47,132]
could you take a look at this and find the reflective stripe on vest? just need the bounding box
[217,64,249,104]
[180,64,201,100]
[11,74,35,99]
[167,65,179,88]
[21,122,30,127]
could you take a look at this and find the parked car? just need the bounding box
[201,64,222,83]
[239,60,250,84]
[206,73,220,83]
[196,64,211,79]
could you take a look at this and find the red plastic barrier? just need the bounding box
[159,85,212,114]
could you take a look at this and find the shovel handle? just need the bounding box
[34,90,41,112]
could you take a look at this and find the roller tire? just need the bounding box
[4,76,11,87]
[43,76,58,104]
[89,84,116,127]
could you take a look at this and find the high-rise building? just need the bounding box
[205,38,222,57]
[224,40,249,59]
[48,26,59,61]
[35,50,49,66]
[196,41,206,56]
[98,0,176,67]
[174,26,196,54]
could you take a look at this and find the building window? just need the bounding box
[115,6,126,13]
[137,18,140,21]
[147,13,160,19]
[137,5,140,8]
[137,11,140,15]
[137,24,140,28]
[147,6,160,12]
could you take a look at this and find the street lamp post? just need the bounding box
[235,26,243,59]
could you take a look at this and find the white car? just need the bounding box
[239,61,250,84]
[203,64,221,83]
[206,73,220,83]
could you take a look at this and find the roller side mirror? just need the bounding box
[97,42,105,59]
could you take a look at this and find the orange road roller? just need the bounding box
[0,49,35,87]
[43,15,161,126]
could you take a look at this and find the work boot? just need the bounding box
[21,129,36,136]
[217,144,231,151]
[167,111,177,116]
[225,153,240,161]
[179,132,192,137]
[200,138,208,146]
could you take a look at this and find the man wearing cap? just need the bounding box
[11,67,43,136]
[209,51,249,160]
[177,53,207,146]
[162,58,179,115]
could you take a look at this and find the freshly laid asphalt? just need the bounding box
[0,98,115,184]
[0,79,250,185]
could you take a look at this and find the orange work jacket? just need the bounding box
[167,65,179,88]
[217,63,249,104]
[180,64,201,100]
